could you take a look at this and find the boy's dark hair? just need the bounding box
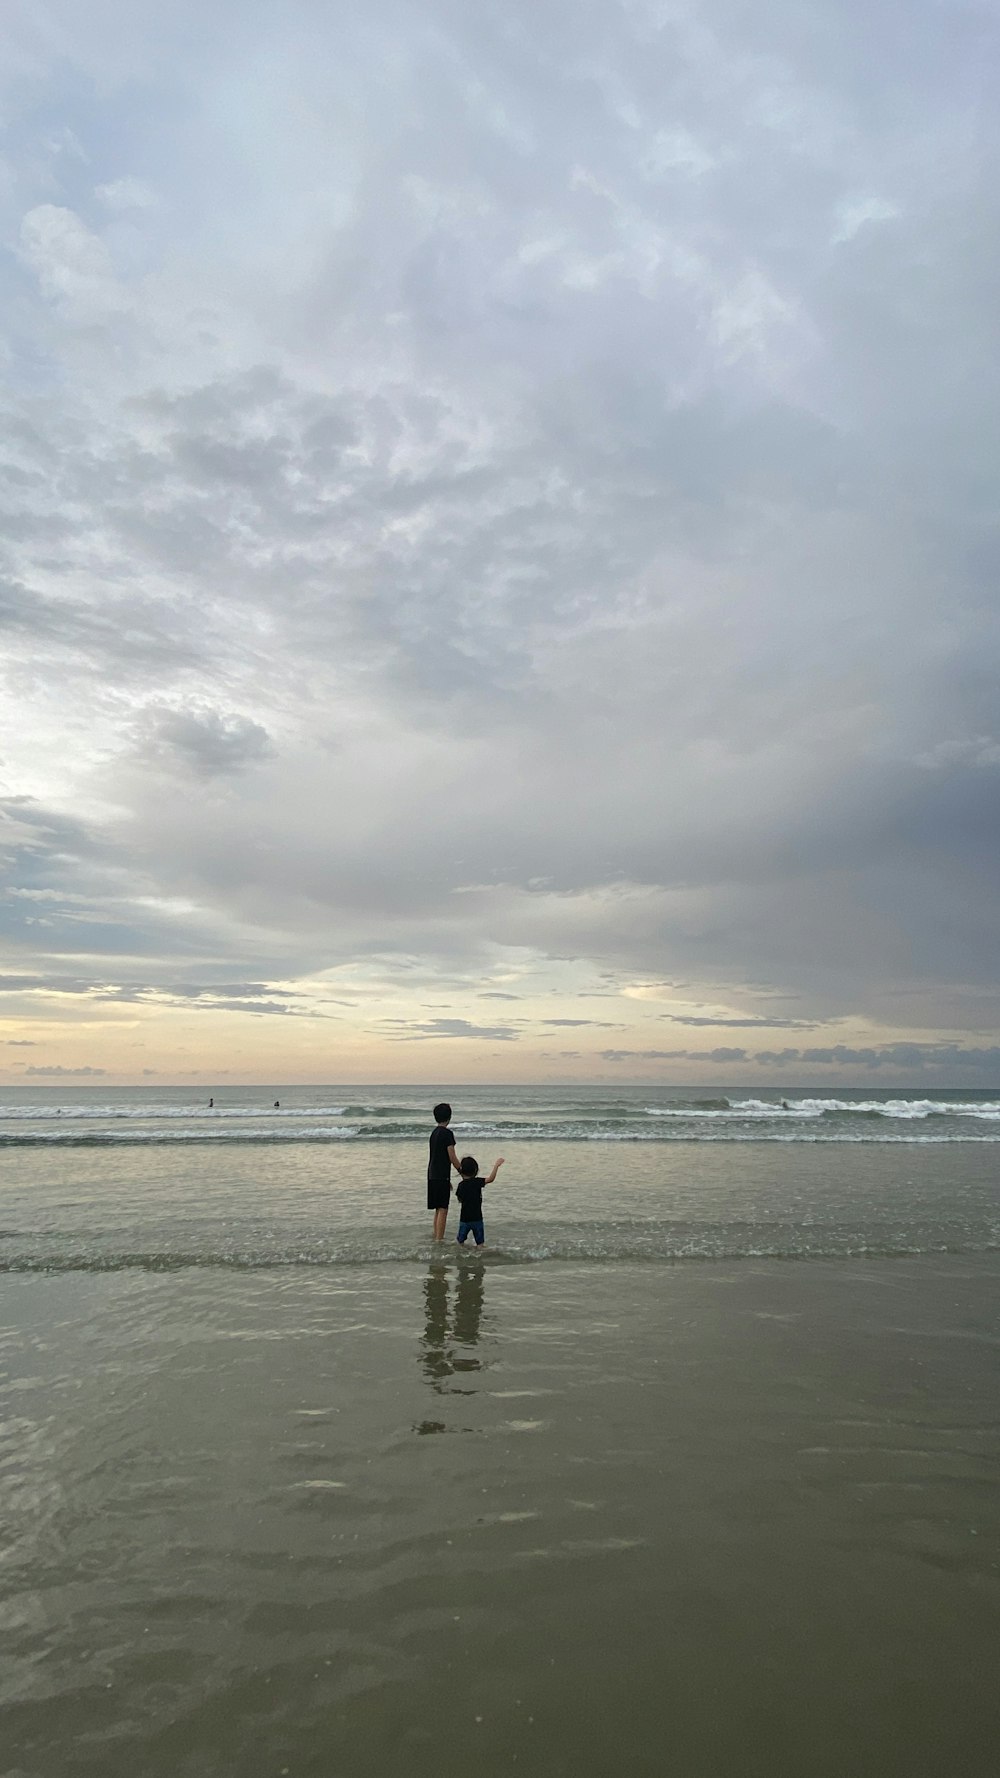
[459,1155,478,1177]
[433,1102,452,1123]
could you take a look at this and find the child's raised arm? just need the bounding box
[484,1157,505,1185]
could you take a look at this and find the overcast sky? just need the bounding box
[2,0,999,1086]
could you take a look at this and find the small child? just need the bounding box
[455,1154,504,1248]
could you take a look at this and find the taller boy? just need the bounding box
[427,1101,461,1242]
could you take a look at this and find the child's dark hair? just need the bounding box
[459,1155,478,1177]
[433,1102,452,1123]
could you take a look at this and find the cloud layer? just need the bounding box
[1,0,998,1081]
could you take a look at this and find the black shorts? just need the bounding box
[427,1179,451,1211]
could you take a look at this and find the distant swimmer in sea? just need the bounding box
[274,1100,280,1109]
[781,1100,790,1111]
[208,1098,214,1108]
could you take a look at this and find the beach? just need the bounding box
[5,3,998,1771]
[2,1087,999,1775]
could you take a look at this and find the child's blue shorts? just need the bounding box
[456,1220,485,1246]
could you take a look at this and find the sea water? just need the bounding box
[1,1082,999,1270]
[1,1085,999,1776]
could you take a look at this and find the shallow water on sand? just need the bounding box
[2,1251,999,1777]
[2,1134,999,1269]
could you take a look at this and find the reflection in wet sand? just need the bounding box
[420,1261,451,1390]
[452,1259,485,1365]
[419,1258,488,1396]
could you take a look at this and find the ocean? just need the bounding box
[2,1084,998,1775]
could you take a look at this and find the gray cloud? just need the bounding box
[600,1048,749,1064]
[0,574,199,677]
[757,1044,1000,1072]
[599,1044,1000,1078]
[1,1,999,1068]
[26,1064,107,1077]
[543,1018,619,1028]
[661,1016,813,1029]
[0,968,321,1020]
[383,1018,520,1042]
[135,707,275,779]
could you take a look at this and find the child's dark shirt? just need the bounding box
[456,1177,486,1220]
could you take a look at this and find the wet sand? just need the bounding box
[2,1254,999,1777]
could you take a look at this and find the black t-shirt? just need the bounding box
[456,1177,485,1220]
[427,1124,455,1184]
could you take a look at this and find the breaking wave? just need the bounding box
[2,1090,1000,1146]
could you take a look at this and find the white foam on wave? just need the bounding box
[780,1097,1000,1119]
[0,1125,364,1145]
[587,1129,1000,1143]
[5,1222,999,1270]
[645,1097,1000,1122]
[647,1101,819,1120]
[0,1103,348,1121]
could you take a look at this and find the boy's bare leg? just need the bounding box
[432,1206,448,1242]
